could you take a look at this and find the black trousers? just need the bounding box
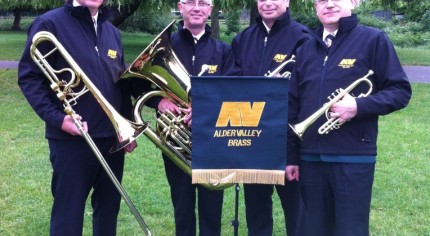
[298,161,375,236]
[244,180,302,236]
[48,137,124,236]
[163,155,224,236]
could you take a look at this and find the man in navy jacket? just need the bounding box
[287,0,412,235]
[18,0,136,235]
[232,0,309,235]
[154,0,239,235]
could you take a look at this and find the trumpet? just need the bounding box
[289,70,374,140]
[265,55,296,78]
[30,31,152,235]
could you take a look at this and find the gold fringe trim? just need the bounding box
[192,169,285,185]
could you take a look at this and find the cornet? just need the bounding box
[289,70,374,140]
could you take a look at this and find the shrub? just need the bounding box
[225,10,241,36]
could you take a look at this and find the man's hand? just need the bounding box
[61,115,87,136]
[124,140,137,153]
[158,98,181,114]
[286,165,299,181]
[330,92,357,124]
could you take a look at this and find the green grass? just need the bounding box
[1,68,429,235]
[1,28,430,66]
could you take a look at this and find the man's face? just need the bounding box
[178,1,213,29]
[315,0,357,29]
[257,0,289,23]
[75,0,104,9]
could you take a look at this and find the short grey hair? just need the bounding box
[180,0,213,5]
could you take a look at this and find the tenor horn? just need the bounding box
[30,31,152,235]
[289,70,374,140]
[122,20,233,190]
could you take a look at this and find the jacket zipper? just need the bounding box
[258,36,268,75]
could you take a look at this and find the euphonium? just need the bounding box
[289,70,374,140]
[30,31,152,235]
[264,55,296,78]
[122,21,232,190]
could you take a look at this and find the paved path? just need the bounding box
[1,60,429,83]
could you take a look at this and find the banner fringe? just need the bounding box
[192,169,285,185]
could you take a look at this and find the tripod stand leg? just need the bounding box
[230,183,240,236]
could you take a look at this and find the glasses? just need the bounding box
[315,0,342,5]
[181,1,211,8]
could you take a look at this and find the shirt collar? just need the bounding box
[323,29,338,40]
[73,0,99,20]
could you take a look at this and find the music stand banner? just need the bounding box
[191,76,288,185]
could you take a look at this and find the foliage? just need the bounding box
[224,10,241,36]
[292,13,321,30]
[420,10,430,31]
[118,12,172,34]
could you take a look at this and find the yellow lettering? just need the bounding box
[216,102,265,127]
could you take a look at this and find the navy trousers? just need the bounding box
[48,137,124,236]
[298,161,375,236]
[163,155,224,236]
[244,179,301,236]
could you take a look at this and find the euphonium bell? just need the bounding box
[121,20,233,190]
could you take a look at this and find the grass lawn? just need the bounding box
[1,67,429,235]
[1,30,430,66]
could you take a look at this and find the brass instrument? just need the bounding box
[122,20,232,190]
[289,70,374,140]
[264,55,296,78]
[30,31,152,235]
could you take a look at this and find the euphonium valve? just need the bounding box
[289,70,374,140]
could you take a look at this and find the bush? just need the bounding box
[420,10,430,31]
[224,10,241,36]
[293,13,320,30]
[119,12,171,34]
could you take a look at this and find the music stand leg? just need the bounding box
[230,183,240,236]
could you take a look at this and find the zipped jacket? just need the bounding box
[232,9,309,76]
[287,14,412,165]
[18,2,127,140]
[172,21,240,76]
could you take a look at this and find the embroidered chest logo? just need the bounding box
[107,49,117,59]
[273,54,287,63]
[207,65,218,74]
[338,59,356,69]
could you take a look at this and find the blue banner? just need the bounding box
[191,76,288,185]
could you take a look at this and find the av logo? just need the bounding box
[273,54,287,63]
[338,59,356,68]
[215,102,266,127]
[207,65,218,74]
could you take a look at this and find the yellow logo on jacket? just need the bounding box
[338,59,356,68]
[273,54,287,63]
[207,65,218,74]
[107,49,117,59]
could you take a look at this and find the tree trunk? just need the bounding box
[210,6,220,40]
[12,8,22,31]
[109,1,142,27]
[249,3,258,26]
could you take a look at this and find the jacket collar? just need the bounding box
[316,14,358,37]
[64,1,113,24]
[256,8,292,34]
[178,20,212,43]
